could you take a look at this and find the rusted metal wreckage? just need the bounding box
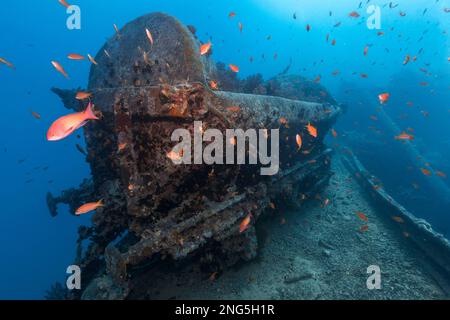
[48,13,342,299]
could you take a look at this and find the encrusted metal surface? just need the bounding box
[49,12,342,299]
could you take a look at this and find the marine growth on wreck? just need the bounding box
[48,12,342,299]
[2,0,450,304]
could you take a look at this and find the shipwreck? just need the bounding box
[48,12,343,299]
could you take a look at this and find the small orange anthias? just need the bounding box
[239,213,253,233]
[47,102,99,141]
[75,200,104,216]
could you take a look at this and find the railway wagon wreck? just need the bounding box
[48,12,342,299]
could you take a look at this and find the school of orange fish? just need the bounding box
[0,1,448,239]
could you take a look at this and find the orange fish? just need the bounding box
[229,12,236,18]
[75,200,103,215]
[378,92,390,104]
[200,42,212,55]
[67,53,85,60]
[239,213,253,233]
[377,31,384,36]
[117,143,127,152]
[0,57,15,69]
[51,61,69,78]
[360,225,369,232]
[306,123,318,138]
[87,54,98,65]
[436,171,447,178]
[394,132,414,141]
[76,91,92,100]
[331,128,338,138]
[47,102,99,141]
[363,46,369,56]
[113,24,120,35]
[209,80,219,90]
[58,0,70,8]
[31,110,41,120]
[420,168,432,176]
[349,11,360,18]
[356,211,368,222]
[145,28,154,46]
[392,216,405,224]
[167,149,183,162]
[229,64,239,73]
[296,134,302,150]
[314,75,321,83]
[226,106,241,113]
[403,55,410,65]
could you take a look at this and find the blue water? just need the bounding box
[0,0,448,299]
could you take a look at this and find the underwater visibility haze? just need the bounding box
[0,0,449,300]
